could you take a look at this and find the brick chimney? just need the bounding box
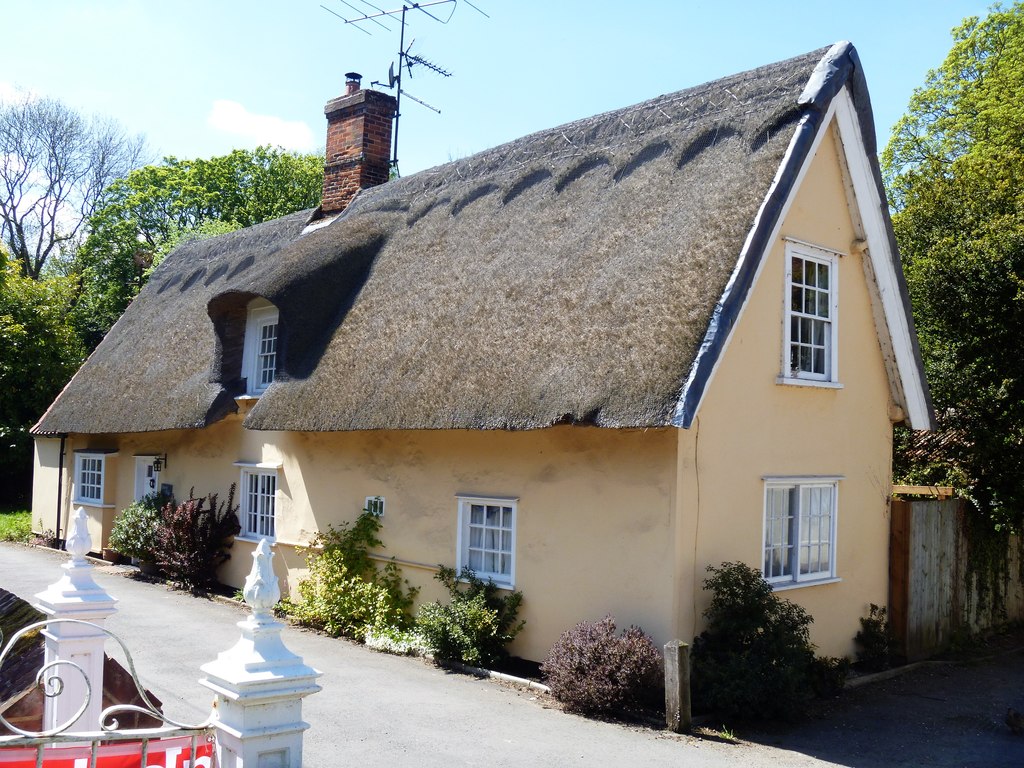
[321,72,397,215]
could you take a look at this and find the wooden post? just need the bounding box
[664,640,691,733]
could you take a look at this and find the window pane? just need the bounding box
[817,263,829,289]
[486,505,501,526]
[483,551,497,573]
[792,257,803,283]
[468,550,482,570]
[470,504,484,524]
[470,527,482,547]
[816,290,829,318]
[805,261,816,286]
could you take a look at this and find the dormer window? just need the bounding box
[243,298,279,396]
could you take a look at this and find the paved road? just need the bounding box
[3,542,1023,766]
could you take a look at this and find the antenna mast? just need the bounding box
[321,0,487,174]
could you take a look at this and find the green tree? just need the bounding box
[0,251,84,503]
[884,3,1024,525]
[73,146,323,347]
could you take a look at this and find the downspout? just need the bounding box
[55,434,67,549]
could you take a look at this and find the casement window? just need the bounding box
[239,466,277,540]
[763,477,840,586]
[73,452,108,505]
[243,299,279,396]
[456,495,517,589]
[782,242,839,384]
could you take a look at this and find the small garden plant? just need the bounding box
[283,506,418,641]
[108,493,168,562]
[155,486,240,592]
[415,566,524,667]
[855,603,893,672]
[692,561,848,722]
[542,615,663,716]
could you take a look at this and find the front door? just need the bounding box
[134,456,161,500]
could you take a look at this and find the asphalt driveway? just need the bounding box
[2,542,1023,767]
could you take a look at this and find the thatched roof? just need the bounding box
[35,42,923,435]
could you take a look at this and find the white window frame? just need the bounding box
[73,451,114,506]
[243,298,279,396]
[762,476,840,588]
[780,240,840,386]
[456,495,517,590]
[236,463,279,541]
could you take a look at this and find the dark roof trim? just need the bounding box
[672,42,861,429]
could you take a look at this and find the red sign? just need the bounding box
[0,736,213,767]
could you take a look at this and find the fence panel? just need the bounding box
[891,497,1024,660]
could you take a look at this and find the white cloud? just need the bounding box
[207,100,315,152]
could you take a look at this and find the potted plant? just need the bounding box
[108,493,169,573]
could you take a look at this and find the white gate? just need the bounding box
[0,509,320,767]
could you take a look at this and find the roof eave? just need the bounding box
[671,41,935,431]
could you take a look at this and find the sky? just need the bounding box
[0,1,993,177]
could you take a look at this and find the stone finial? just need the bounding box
[243,538,281,621]
[66,507,91,562]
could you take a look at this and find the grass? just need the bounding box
[0,507,32,542]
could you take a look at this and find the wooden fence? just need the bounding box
[890,498,1024,661]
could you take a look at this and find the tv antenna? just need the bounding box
[321,0,488,173]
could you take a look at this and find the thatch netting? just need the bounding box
[36,46,832,435]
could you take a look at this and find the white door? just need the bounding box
[134,457,161,501]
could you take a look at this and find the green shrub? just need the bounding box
[108,493,168,561]
[854,603,893,672]
[415,566,524,667]
[284,508,417,640]
[541,616,663,716]
[692,562,821,722]
[155,486,240,592]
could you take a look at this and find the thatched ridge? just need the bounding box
[35,43,877,435]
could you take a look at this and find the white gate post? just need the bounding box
[34,507,118,733]
[201,539,321,768]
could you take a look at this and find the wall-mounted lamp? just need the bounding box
[152,454,168,472]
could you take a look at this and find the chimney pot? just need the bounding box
[345,72,362,95]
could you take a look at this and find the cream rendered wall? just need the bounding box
[31,438,62,535]
[73,413,678,662]
[678,123,896,657]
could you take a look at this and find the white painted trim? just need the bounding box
[73,452,111,506]
[782,236,850,259]
[775,377,844,389]
[830,89,931,429]
[242,298,279,397]
[762,477,840,585]
[762,474,845,483]
[238,465,279,541]
[781,242,840,383]
[674,99,840,424]
[772,576,842,592]
[455,495,517,590]
[233,460,284,469]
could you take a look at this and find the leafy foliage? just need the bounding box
[155,486,240,592]
[415,566,524,667]
[541,616,663,716]
[0,256,84,504]
[884,4,1024,528]
[854,603,893,672]
[107,493,170,562]
[691,562,820,722]
[73,147,323,346]
[284,508,418,640]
